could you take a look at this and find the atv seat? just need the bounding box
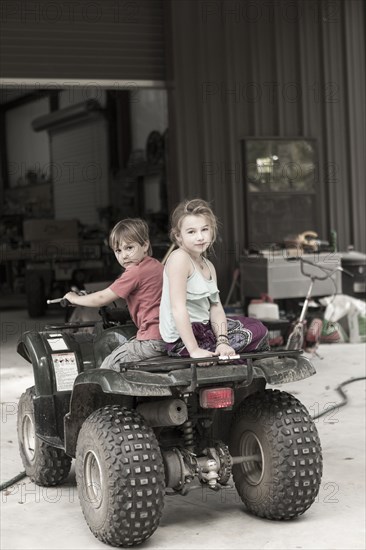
[99,305,132,327]
[93,323,138,368]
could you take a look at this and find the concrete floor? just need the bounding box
[1,308,365,550]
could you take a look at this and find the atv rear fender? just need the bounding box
[68,352,315,402]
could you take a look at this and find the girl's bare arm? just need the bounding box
[208,262,236,356]
[167,251,214,358]
[209,300,228,337]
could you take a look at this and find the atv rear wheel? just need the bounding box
[75,406,165,547]
[17,387,72,486]
[229,389,322,519]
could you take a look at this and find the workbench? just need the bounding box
[240,251,342,300]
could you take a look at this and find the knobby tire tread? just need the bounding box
[230,389,323,520]
[18,387,72,486]
[76,405,165,547]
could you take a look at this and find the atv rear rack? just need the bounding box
[116,350,306,393]
[120,349,302,372]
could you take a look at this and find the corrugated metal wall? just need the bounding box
[167,0,365,292]
[0,0,166,81]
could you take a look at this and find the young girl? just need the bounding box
[64,218,166,370]
[159,199,269,359]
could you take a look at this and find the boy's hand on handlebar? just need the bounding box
[63,291,79,305]
[215,342,236,357]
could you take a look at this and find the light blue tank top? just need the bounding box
[159,254,220,342]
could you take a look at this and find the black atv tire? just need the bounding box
[26,271,46,318]
[17,387,72,486]
[229,389,322,520]
[75,406,165,547]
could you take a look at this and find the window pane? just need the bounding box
[245,139,316,192]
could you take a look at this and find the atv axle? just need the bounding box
[231,454,262,463]
[163,441,232,492]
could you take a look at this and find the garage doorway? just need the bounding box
[0,84,170,303]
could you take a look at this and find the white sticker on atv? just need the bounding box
[47,337,68,351]
[52,353,78,391]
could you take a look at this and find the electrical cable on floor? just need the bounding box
[1,378,365,491]
[0,471,26,492]
[312,376,366,419]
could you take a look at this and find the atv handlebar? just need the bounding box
[47,288,88,307]
[46,297,72,307]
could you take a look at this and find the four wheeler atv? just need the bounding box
[17,304,323,547]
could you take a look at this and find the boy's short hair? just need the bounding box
[109,218,152,256]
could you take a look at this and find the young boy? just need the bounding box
[63,218,166,370]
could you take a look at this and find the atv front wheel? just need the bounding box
[75,406,165,547]
[17,387,72,486]
[230,389,322,519]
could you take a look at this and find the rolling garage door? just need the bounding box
[0,0,166,83]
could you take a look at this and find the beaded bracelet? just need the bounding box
[216,334,229,344]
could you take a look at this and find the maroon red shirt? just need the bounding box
[109,256,163,340]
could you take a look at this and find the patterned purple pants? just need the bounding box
[166,316,270,357]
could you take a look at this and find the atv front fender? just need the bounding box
[17,330,84,395]
[17,331,57,395]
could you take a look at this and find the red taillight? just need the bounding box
[200,387,234,409]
